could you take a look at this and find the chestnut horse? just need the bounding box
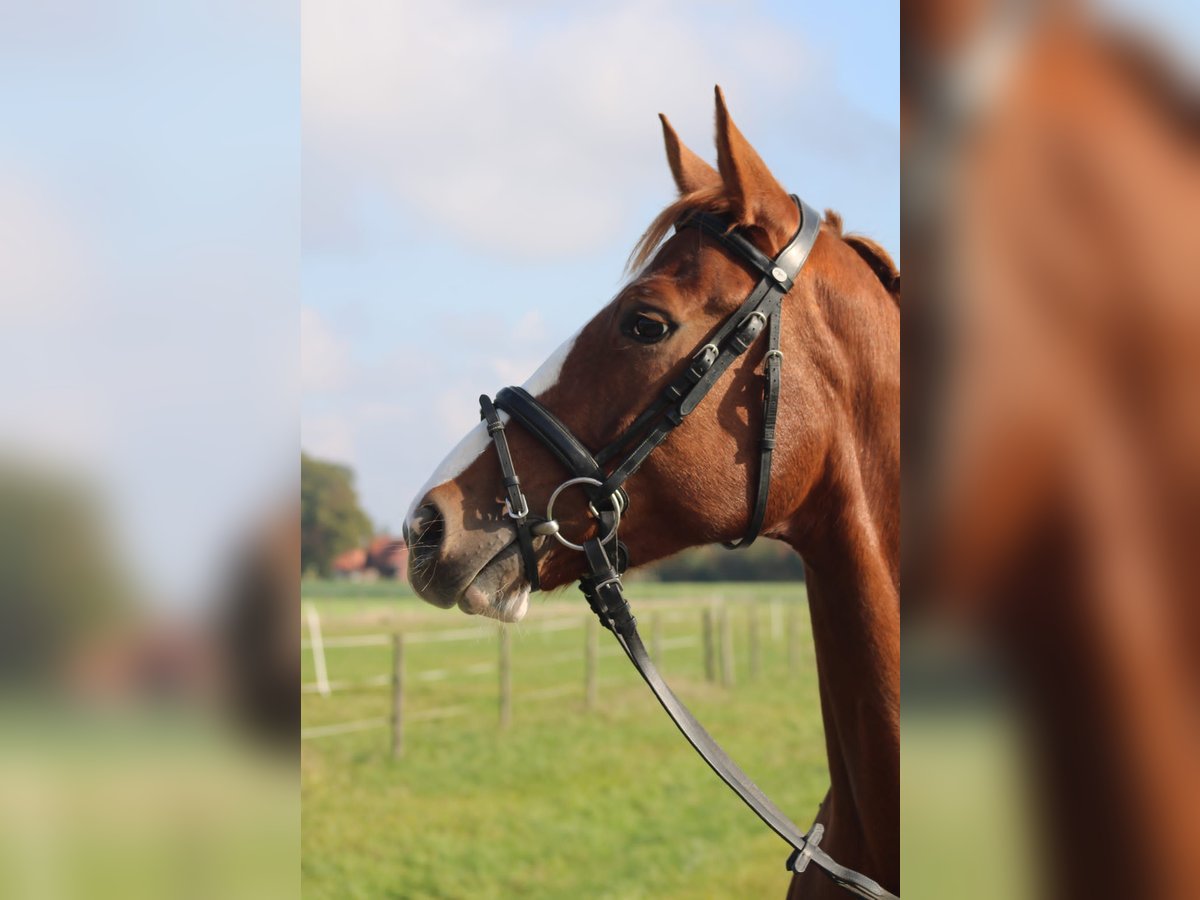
[405,88,899,899]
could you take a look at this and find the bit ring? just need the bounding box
[545,477,621,552]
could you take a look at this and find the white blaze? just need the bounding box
[405,329,579,522]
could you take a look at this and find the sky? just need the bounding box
[301,0,901,535]
[2,0,1193,605]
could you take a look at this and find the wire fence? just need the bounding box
[300,597,806,756]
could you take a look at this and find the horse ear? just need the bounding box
[659,113,720,195]
[713,86,798,243]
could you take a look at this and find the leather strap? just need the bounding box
[489,197,817,547]
[479,394,541,591]
[775,197,822,278]
[495,386,629,516]
[686,211,794,287]
[473,195,898,899]
[725,297,783,548]
[495,386,605,482]
[579,539,898,900]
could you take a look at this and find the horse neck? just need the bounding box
[782,291,900,889]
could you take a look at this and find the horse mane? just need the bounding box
[629,193,901,307]
[628,185,733,273]
[823,209,900,305]
[845,235,901,304]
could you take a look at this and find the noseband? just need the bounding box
[476,196,898,900]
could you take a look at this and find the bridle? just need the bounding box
[478,197,897,899]
[477,196,898,900]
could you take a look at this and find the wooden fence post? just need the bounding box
[391,632,406,759]
[720,604,735,688]
[702,607,716,682]
[499,627,512,729]
[748,602,761,680]
[585,616,598,711]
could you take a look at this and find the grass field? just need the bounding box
[301,580,826,899]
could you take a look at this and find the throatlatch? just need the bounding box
[478,196,898,900]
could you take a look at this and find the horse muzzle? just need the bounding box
[404,495,532,621]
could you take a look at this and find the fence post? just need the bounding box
[787,603,800,675]
[499,627,512,729]
[702,607,716,682]
[585,616,598,711]
[651,612,663,674]
[720,604,735,688]
[391,632,406,759]
[748,601,761,681]
[771,599,783,642]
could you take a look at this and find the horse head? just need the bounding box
[404,87,898,623]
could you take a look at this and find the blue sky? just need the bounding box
[302,0,900,535]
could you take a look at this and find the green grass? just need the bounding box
[301,581,823,899]
[901,706,1035,900]
[302,577,420,601]
[0,709,297,900]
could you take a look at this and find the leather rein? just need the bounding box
[477,196,898,900]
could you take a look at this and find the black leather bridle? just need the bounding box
[477,196,898,900]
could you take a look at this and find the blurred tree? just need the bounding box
[635,540,807,582]
[300,453,373,577]
[0,461,133,682]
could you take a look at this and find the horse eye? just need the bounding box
[624,313,672,344]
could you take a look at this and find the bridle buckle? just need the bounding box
[587,489,625,519]
[504,494,529,520]
[739,310,767,332]
[690,343,719,377]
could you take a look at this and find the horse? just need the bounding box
[404,87,900,900]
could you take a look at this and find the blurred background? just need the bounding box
[0,0,298,898]
[2,0,899,895]
[903,1,1199,899]
[13,0,1195,897]
[300,2,896,897]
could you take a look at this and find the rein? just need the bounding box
[478,196,898,900]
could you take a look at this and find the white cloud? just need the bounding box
[302,0,824,259]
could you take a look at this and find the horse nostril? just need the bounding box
[407,504,445,569]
